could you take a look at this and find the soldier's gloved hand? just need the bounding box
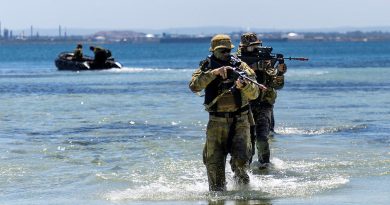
[274,76,284,84]
[277,63,287,74]
[276,54,284,64]
[235,77,247,89]
[211,66,231,79]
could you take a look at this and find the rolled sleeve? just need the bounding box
[189,68,216,93]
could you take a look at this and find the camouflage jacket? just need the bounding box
[189,55,259,112]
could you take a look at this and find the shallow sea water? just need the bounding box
[0,42,389,204]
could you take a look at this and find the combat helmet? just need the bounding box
[239,32,262,47]
[209,34,235,51]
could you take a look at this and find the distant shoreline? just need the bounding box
[2,30,390,43]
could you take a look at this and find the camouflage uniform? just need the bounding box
[189,34,259,191]
[72,44,83,61]
[236,33,287,165]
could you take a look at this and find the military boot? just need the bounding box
[230,160,250,185]
[206,164,226,191]
[233,167,250,185]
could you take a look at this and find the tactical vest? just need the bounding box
[200,55,243,112]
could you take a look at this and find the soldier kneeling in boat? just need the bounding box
[89,46,112,66]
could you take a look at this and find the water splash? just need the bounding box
[104,158,349,201]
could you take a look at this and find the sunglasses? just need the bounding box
[219,49,231,54]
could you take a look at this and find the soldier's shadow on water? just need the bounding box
[206,188,272,205]
[208,199,272,205]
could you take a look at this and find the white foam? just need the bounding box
[286,70,329,77]
[248,157,349,197]
[105,176,209,201]
[275,124,367,135]
[104,158,349,201]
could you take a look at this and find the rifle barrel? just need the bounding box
[282,57,309,61]
[240,75,267,90]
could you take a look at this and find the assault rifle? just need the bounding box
[204,66,266,110]
[239,46,309,66]
[227,66,267,90]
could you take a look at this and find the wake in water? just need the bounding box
[286,70,329,77]
[275,124,367,135]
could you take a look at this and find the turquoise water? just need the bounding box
[0,42,389,204]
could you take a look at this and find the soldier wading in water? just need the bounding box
[189,34,264,191]
[235,33,287,168]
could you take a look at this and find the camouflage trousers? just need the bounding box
[251,103,273,164]
[203,112,252,191]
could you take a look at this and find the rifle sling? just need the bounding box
[204,87,232,111]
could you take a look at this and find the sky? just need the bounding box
[1,0,390,32]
